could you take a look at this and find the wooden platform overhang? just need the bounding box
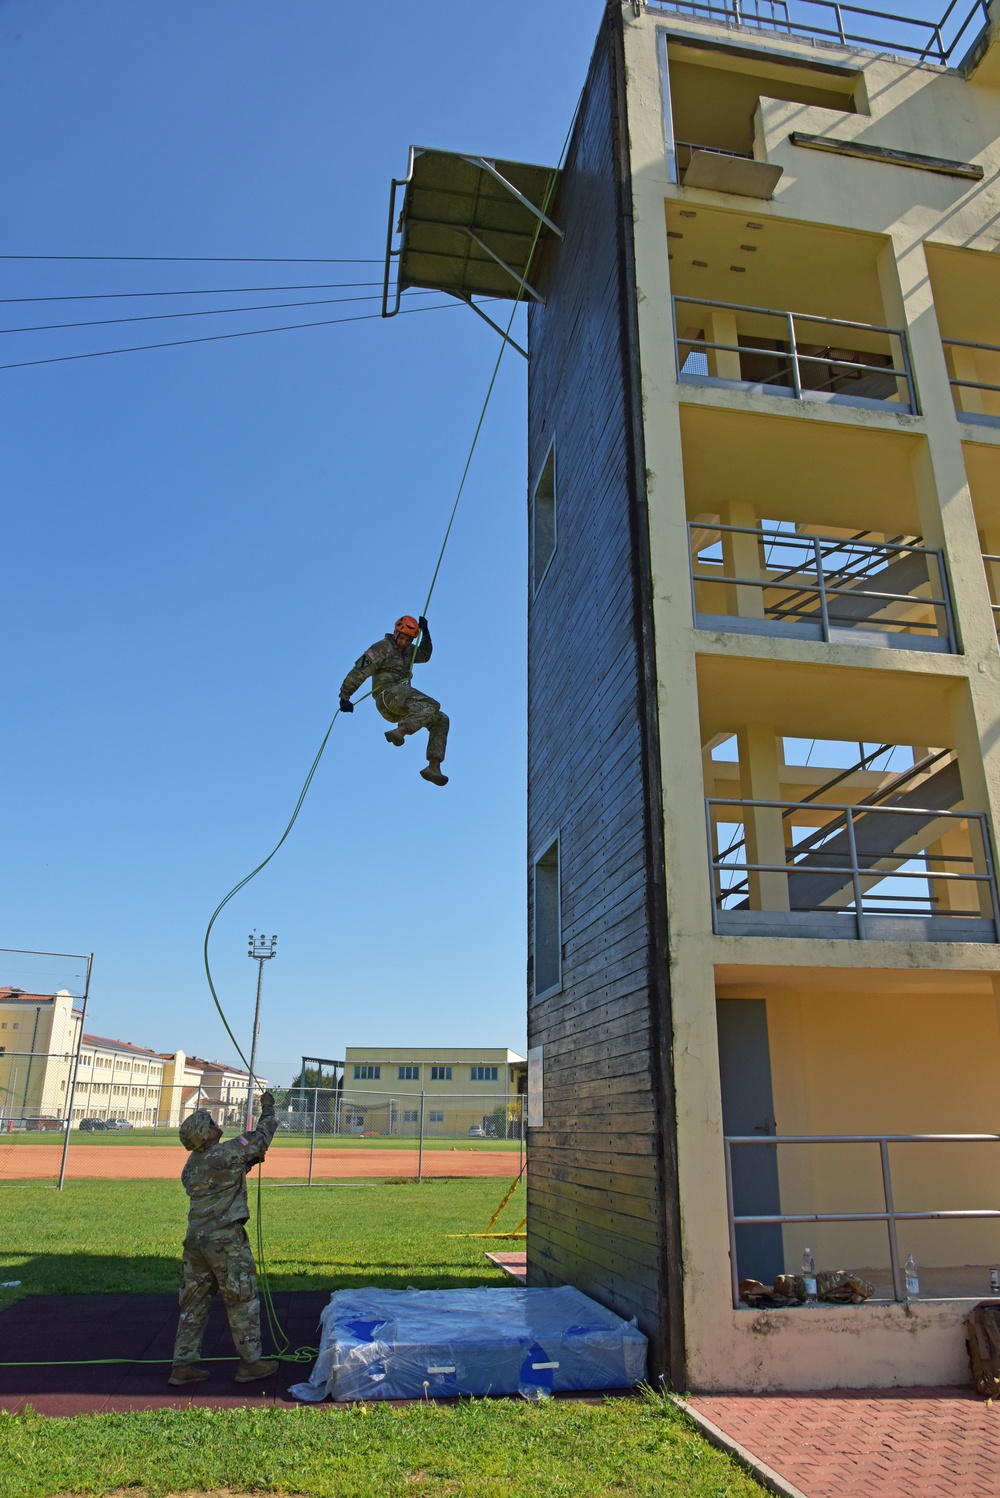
[382,147,561,354]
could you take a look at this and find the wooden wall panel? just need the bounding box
[525,6,684,1382]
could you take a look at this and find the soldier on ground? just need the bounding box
[168,1090,280,1387]
[339,614,450,786]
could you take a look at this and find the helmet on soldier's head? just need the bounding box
[179,1109,217,1152]
[394,615,419,640]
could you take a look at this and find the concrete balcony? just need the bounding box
[674,295,917,414]
[707,789,1000,942]
[690,522,956,653]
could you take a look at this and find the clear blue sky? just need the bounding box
[0,0,602,1081]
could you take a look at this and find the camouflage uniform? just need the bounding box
[172,1106,278,1367]
[340,628,449,763]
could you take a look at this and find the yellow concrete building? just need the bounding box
[72,1034,166,1126]
[616,0,1000,1391]
[340,1048,526,1137]
[0,988,80,1124]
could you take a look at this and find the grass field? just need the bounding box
[0,1180,764,1498]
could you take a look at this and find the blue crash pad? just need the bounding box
[288,1285,648,1402]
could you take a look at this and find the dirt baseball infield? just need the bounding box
[1,1145,522,1181]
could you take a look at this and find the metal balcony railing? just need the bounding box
[725,1132,1000,1308]
[707,796,1000,941]
[942,337,1000,429]
[644,0,990,66]
[690,523,955,652]
[982,553,1000,642]
[674,297,918,414]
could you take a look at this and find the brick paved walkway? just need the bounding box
[689,1387,1000,1498]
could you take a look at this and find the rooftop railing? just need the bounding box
[724,1132,1000,1308]
[644,0,991,67]
[673,296,918,414]
[690,522,955,652]
[707,795,1000,941]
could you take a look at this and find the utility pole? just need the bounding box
[245,930,277,1130]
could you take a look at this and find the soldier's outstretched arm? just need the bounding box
[240,1092,279,1166]
[340,639,388,706]
[415,616,432,665]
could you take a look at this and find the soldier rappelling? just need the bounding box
[339,614,450,785]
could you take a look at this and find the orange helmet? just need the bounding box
[394,615,420,640]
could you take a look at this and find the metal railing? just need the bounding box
[942,337,1000,427]
[645,0,990,66]
[707,796,1000,940]
[724,1132,1000,1307]
[982,552,1000,641]
[690,522,955,650]
[674,296,918,413]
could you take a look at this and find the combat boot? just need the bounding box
[384,727,407,747]
[167,1363,210,1386]
[234,1357,280,1383]
[420,761,449,786]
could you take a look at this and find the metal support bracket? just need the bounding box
[454,294,528,359]
[458,156,563,239]
[459,227,545,305]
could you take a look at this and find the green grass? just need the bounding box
[0,1178,523,1310]
[0,1397,766,1498]
[0,1180,765,1498]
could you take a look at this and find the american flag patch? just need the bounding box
[238,1135,249,1146]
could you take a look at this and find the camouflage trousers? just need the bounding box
[376,683,449,762]
[172,1224,261,1366]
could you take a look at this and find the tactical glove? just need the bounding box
[339,697,354,713]
[418,616,429,632]
[260,1091,275,1112]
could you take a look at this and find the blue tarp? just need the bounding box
[288,1285,648,1402]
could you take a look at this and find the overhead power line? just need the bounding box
[0,297,493,373]
[0,254,383,263]
[0,280,386,306]
[0,287,439,336]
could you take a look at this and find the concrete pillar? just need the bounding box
[719,499,765,619]
[737,724,789,911]
[706,309,742,381]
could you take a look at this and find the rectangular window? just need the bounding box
[402,1109,419,1123]
[533,835,562,999]
[398,1065,419,1081]
[428,1110,445,1123]
[430,1065,452,1081]
[353,1064,381,1080]
[531,443,556,595]
[470,1066,498,1082]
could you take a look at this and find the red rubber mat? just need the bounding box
[0,1291,329,1414]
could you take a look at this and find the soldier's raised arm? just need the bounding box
[239,1091,279,1167]
[415,616,432,665]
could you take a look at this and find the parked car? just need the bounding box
[25,1116,65,1132]
[468,1125,487,1137]
[78,1118,107,1131]
[104,1118,133,1130]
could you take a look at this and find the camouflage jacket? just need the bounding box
[181,1108,279,1239]
[340,630,432,703]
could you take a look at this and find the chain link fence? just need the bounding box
[1,1072,526,1185]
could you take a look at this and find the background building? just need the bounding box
[72,1035,166,1127]
[339,1047,526,1137]
[0,988,80,1124]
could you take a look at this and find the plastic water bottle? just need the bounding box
[989,1268,999,1295]
[905,1253,920,1300]
[800,1248,817,1299]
